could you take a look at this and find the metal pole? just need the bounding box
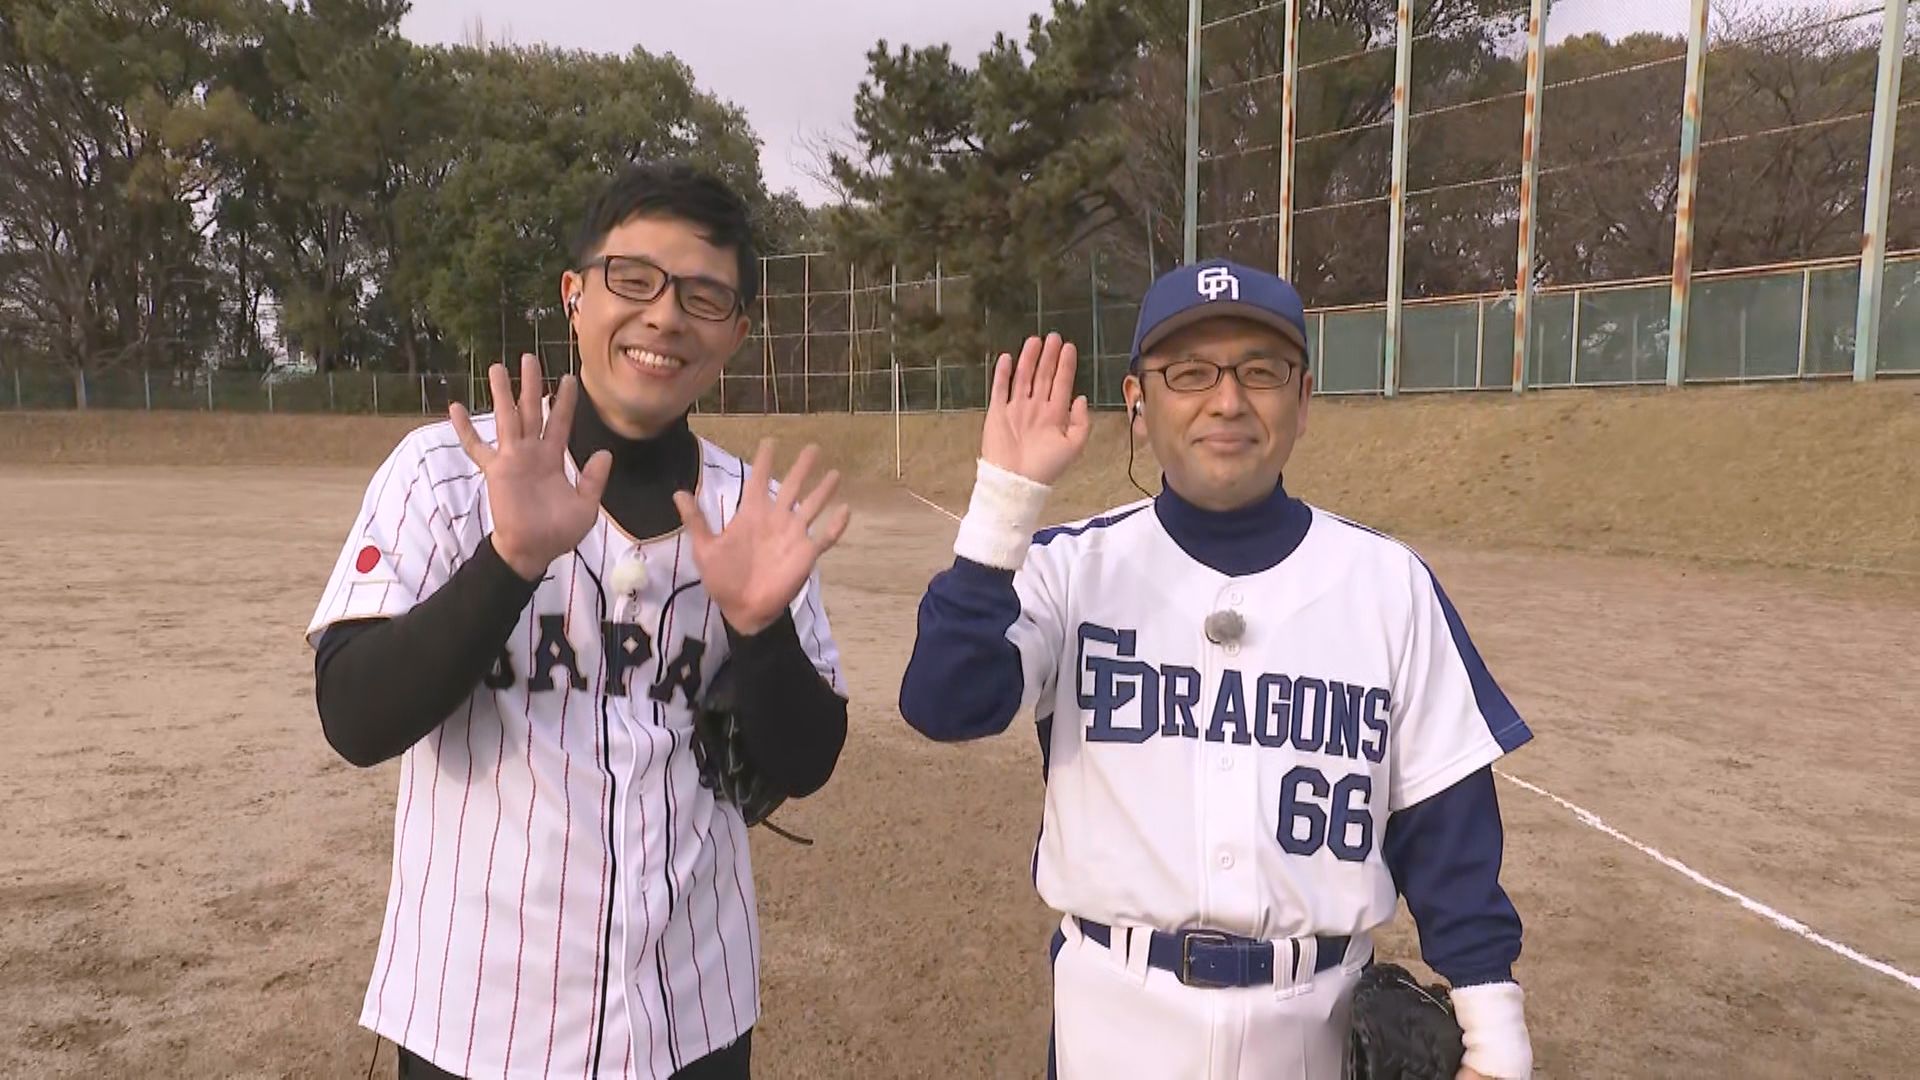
[1738,303,1749,379]
[889,263,899,413]
[1512,0,1549,393]
[207,370,214,410]
[1316,313,1327,388]
[1665,0,1712,388]
[267,377,273,413]
[1278,0,1301,277]
[893,361,902,480]
[144,369,152,410]
[1090,252,1102,405]
[795,257,809,413]
[1855,0,1907,382]
[1383,0,1413,397]
[420,374,428,415]
[328,371,335,411]
[1798,267,1814,376]
[849,263,857,412]
[1475,299,1487,388]
[1570,291,1583,384]
[372,372,379,414]
[935,259,944,411]
[1183,0,1202,264]
[760,257,774,414]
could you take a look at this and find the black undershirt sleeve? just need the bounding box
[313,537,537,768]
[722,611,848,798]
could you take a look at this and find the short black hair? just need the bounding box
[570,161,761,306]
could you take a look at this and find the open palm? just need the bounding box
[982,332,1092,486]
[674,438,851,636]
[450,354,612,581]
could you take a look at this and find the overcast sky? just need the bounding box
[397,1,1859,205]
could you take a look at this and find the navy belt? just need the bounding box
[1075,917,1349,989]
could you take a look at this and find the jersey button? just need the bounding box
[1217,851,1235,869]
[1228,590,1244,606]
[1218,755,1233,771]
[1224,642,1240,657]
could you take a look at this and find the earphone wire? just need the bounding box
[1125,396,1156,502]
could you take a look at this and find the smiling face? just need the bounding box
[561,213,750,439]
[1123,316,1313,512]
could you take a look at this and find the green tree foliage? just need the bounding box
[1,0,785,388]
[828,0,1917,316]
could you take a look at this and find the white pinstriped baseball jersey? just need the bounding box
[308,413,843,1079]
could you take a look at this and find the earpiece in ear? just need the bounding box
[566,293,582,316]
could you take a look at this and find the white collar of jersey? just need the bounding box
[1153,478,1313,578]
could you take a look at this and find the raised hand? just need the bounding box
[981,332,1092,486]
[673,438,852,636]
[449,354,612,581]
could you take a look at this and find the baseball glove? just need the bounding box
[691,661,812,846]
[1345,962,1466,1080]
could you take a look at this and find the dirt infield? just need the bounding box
[1,384,1917,1078]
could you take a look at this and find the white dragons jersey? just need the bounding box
[994,496,1530,942]
[307,414,842,1080]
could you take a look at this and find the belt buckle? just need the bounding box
[1178,930,1234,988]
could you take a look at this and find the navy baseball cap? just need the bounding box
[1129,258,1309,369]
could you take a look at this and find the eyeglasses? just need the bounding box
[1141,357,1299,393]
[581,254,742,322]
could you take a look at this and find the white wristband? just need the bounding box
[953,459,1051,570]
[1452,981,1532,1079]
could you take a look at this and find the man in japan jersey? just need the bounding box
[308,163,851,1080]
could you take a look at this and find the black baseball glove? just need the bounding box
[1345,962,1467,1080]
[691,661,812,846]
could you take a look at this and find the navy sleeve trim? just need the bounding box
[1381,767,1523,986]
[899,556,1028,742]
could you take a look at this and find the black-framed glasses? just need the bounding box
[581,254,742,322]
[1141,357,1299,393]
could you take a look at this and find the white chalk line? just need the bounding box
[898,484,1920,996]
[906,489,962,522]
[1492,770,1920,993]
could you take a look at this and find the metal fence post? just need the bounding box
[1798,267,1814,376]
[144,369,152,410]
[1383,0,1413,397]
[797,256,809,413]
[1855,0,1907,382]
[420,374,428,415]
[267,377,274,413]
[372,372,380,414]
[1475,299,1487,388]
[1665,0,1712,387]
[935,258,944,411]
[889,263,899,412]
[1512,0,1548,392]
[207,370,214,410]
[1183,0,1202,264]
[848,263,857,413]
[1570,292,1583,384]
[1278,0,1301,278]
[328,371,336,411]
[1089,252,1102,406]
